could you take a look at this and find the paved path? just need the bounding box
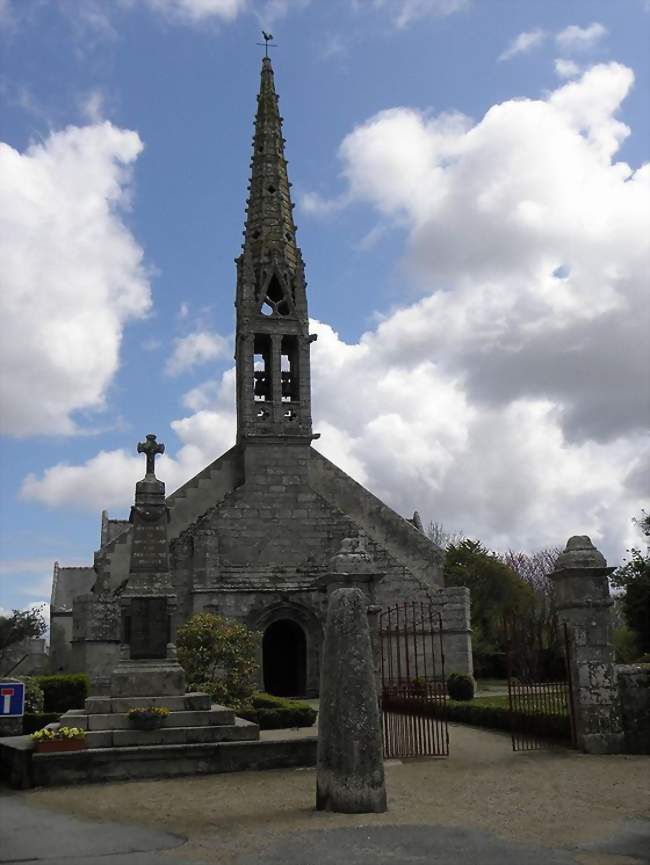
[2,724,649,865]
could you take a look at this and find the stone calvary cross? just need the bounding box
[137,433,165,476]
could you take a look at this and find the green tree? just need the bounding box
[176,613,260,710]
[0,606,47,674]
[444,539,533,655]
[611,512,650,656]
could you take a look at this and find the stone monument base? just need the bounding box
[110,658,186,698]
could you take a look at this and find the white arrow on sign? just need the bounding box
[1,687,15,714]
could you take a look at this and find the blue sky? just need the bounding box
[1,0,649,616]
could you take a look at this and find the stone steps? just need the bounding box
[84,693,212,714]
[86,717,258,749]
[61,707,234,731]
[21,738,318,788]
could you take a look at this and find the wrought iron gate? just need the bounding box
[506,621,577,751]
[379,602,449,758]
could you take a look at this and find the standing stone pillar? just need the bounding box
[316,587,387,813]
[315,536,385,697]
[551,536,624,754]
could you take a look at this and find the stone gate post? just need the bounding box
[551,535,624,754]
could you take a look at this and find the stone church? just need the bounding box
[50,57,472,696]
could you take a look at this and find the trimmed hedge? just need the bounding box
[32,674,90,713]
[447,673,475,701]
[239,692,317,730]
[383,695,571,742]
[445,699,571,741]
[23,712,61,734]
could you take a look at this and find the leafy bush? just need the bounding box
[23,713,60,734]
[444,698,571,741]
[614,626,642,663]
[447,672,475,701]
[176,613,260,710]
[13,676,45,713]
[33,674,89,713]
[473,652,507,680]
[239,692,317,730]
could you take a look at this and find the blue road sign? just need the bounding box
[0,682,25,717]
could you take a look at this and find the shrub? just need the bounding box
[444,699,571,741]
[13,676,44,713]
[614,626,641,663]
[447,672,475,701]
[239,692,317,730]
[176,613,260,710]
[23,713,60,734]
[472,652,507,680]
[33,674,90,713]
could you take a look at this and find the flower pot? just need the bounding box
[35,738,87,754]
[130,714,164,731]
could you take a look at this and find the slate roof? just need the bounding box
[51,563,95,612]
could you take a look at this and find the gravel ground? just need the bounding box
[18,724,650,865]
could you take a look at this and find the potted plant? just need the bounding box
[128,706,170,731]
[31,726,87,753]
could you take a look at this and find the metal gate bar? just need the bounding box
[379,602,449,758]
[506,621,576,751]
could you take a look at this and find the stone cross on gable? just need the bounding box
[137,433,165,477]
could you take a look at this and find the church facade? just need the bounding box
[50,58,472,696]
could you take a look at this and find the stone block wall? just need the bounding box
[617,663,650,754]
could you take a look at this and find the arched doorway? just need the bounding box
[263,619,307,696]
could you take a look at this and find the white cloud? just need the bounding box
[554,58,581,79]
[0,122,151,436]
[21,370,237,512]
[165,330,230,376]
[354,0,467,29]
[300,190,349,215]
[498,29,546,62]
[139,0,248,23]
[137,0,305,25]
[21,63,650,565]
[0,0,15,29]
[79,89,106,122]
[556,22,607,53]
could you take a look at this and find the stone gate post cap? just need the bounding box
[553,535,608,572]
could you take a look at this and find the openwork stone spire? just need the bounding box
[235,57,315,443]
[243,56,299,276]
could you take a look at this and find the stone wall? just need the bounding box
[617,663,650,754]
[49,614,73,673]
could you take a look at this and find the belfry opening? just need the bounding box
[263,619,307,697]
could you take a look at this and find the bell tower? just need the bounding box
[235,56,316,444]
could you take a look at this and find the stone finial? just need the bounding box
[329,536,375,575]
[137,433,165,478]
[553,535,609,573]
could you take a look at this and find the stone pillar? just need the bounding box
[439,586,473,677]
[551,535,624,754]
[315,536,386,695]
[317,587,387,813]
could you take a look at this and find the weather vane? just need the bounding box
[257,30,277,58]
